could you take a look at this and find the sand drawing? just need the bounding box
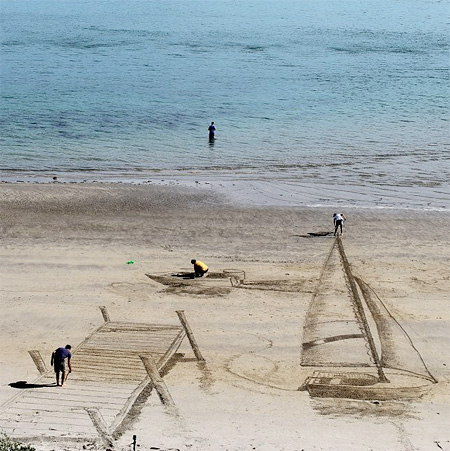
[230,277,314,292]
[146,270,240,297]
[299,236,437,400]
[0,308,203,446]
[147,269,315,294]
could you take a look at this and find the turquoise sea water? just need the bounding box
[1,0,449,209]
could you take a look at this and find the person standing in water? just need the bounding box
[333,213,347,236]
[208,121,216,142]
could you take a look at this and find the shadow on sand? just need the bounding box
[171,272,195,279]
[9,381,55,389]
[293,231,334,238]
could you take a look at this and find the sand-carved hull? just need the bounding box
[301,370,433,400]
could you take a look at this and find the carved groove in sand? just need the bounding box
[299,236,437,400]
[146,271,234,297]
[147,269,314,294]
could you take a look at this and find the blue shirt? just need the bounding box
[54,347,71,361]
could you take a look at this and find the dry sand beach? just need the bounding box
[0,183,449,451]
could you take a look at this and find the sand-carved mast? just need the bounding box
[336,237,389,383]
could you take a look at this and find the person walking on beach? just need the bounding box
[51,345,72,386]
[208,121,216,142]
[333,213,347,236]
[191,259,209,277]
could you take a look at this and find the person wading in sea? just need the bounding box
[208,121,216,142]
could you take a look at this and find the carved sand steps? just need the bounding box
[0,310,202,445]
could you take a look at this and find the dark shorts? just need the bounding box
[54,359,66,373]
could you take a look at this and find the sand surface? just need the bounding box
[0,183,449,451]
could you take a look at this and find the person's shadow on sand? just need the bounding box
[9,381,55,389]
[293,231,334,238]
[171,272,195,279]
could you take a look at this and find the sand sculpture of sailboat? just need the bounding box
[299,236,437,400]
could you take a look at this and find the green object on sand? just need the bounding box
[126,260,134,264]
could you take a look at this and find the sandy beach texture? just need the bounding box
[0,183,449,451]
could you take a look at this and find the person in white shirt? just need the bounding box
[333,213,347,236]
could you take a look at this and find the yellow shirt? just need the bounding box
[194,260,208,271]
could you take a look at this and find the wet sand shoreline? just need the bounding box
[2,174,449,212]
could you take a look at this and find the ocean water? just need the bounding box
[1,0,449,209]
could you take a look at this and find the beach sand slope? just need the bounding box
[0,184,449,451]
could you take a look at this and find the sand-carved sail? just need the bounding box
[356,277,435,382]
[301,241,372,369]
[300,237,436,400]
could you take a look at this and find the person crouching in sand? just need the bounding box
[191,259,208,278]
[51,344,72,386]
